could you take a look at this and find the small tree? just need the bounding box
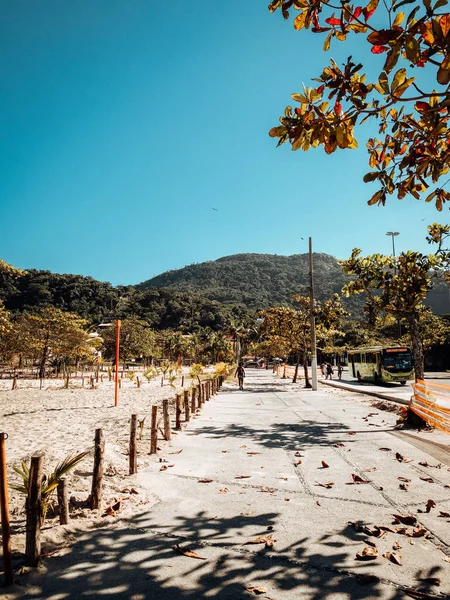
[341,223,450,379]
[102,317,155,369]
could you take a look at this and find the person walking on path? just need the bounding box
[338,364,343,380]
[235,362,245,390]
[325,362,334,380]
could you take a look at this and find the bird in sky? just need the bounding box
[212,207,218,211]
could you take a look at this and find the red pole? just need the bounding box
[0,432,13,586]
[114,320,121,407]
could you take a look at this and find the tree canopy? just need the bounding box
[268,0,450,210]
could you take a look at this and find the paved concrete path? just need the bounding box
[12,371,450,599]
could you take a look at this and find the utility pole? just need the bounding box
[114,320,121,407]
[386,231,401,338]
[309,237,318,391]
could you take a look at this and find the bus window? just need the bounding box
[366,353,375,364]
[382,350,412,372]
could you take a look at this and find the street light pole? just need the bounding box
[309,237,318,391]
[386,231,400,257]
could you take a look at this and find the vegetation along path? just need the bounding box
[11,370,450,599]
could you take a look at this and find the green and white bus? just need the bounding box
[347,346,414,385]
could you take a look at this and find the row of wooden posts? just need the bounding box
[0,376,223,586]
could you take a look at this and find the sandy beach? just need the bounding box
[0,369,211,558]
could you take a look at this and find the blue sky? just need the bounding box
[0,0,443,285]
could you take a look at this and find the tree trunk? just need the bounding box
[303,351,311,388]
[39,344,49,379]
[408,312,424,380]
[293,351,300,384]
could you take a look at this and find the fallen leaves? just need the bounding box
[294,451,304,457]
[219,488,228,494]
[334,443,345,448]
[169,449,183,455]
[419,461,442,468]
[399,483,409,491]
[395,452,413,463]
[173,544,206,560]
[392,541,402,551]
[363,467,377,472]
[349,473,370,485]
[379,447,391,451]
[426,499,436,513]
[315,481,335,489]
[243,534,275,549]
[420,476,434,483]
[383,551,402,565]
[235,475,251,479]
[246,585,267,595]
[247,452,261,455]
[393,514,417,526]
[104,500,121,517]
[398,476,411,482]
[320,461,329,468]
[160,465,168,471]
[438,511,450,518]
[356,546,378,561]
[198,479,213,483]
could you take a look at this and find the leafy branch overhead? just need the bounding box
[268,0,450,210]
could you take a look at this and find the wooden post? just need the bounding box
[175,394,182,430]
[11,376,17,391]
[25,453,44,567]
[57,477,69,525]
[118,378,121,389]
[114,320,121,406]
[150,406,158,454]
[163,399,171,441]
[0,432,13,585]
[129,414,137,474]
[184,389,190,422]
[90,429,104,510]
[181,375,184,388]
[191,387,196,414]
[39,377,43,390]
[136,376,140,388]
[197,384,202,409]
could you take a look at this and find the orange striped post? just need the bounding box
[114,320,121,407]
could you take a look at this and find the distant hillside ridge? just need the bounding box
[137,253,358,310]
[137,252,450,315]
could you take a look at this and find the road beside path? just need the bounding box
[9,370,450,600]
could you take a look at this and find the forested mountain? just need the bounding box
[1,254,448,332]
[138,253,449,315]
[0,269,250,331]
[138,253,349,307]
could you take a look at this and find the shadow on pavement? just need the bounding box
[12,510,433,599]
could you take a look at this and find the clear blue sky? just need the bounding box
[0,0,442,285]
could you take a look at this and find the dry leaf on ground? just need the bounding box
[398,477,411,482]
[383,552,402,565]
[235,475,251,479]
[247,452,261,455]
[246,585,267,595]
[173,544,206,560]
[160,465,168,471]
[400,483,409,491]
[392,541,402,550]
[334,443,345,447]
[438,511,450,518]
[379,447,391,451]
[393,514,417,526]
[356,546,378,560]
[198,479,213,483]
[219,488,228,494]
[426,499,436,512]
[363,467,377,472]
[169,449,183,455]
[294,451,304,457]
[396,452,413,463]
[243,534,274,546]
[420,476,434,483]
[350,473,370,484]
[321,461,329,468]
[406,527,427,538]
[315,481,335,489]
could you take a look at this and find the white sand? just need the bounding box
[0,369,210,556]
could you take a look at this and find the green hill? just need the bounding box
[137,253,359,309]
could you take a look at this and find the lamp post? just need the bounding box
[386,231,400,256]
[309,237,318,391]
[386,231,401,338]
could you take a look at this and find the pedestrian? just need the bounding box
[326,362,334,380]
[338,364,343,380]
[320,363,326,378]
[235,362,245,390]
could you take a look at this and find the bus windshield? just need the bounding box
[382,350,412,372]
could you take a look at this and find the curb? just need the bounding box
[320,380,410,406]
